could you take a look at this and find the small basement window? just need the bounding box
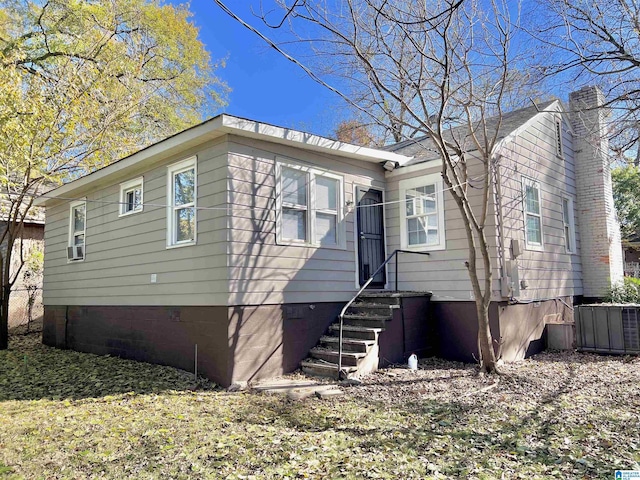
[119,177,143,216]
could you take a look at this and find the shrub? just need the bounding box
[604,277,640,303]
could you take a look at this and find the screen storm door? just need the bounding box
[356,187,386,288]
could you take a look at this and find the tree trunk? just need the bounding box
[0,289,8,350]
[476,301,498,372]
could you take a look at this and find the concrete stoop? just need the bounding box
[252,379,343,400]
[301,291,400,379]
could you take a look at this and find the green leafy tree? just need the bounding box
[0,0,228,349]
[612,165,640,240]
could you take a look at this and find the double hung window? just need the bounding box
[119,177,143,216]
[522,177,544,250]
[399,173,445,250]
[167,157,197,247]
[277,162,343,248]
[68,200,86,261]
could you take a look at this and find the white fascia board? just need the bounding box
[219,115,411,164]
[35,116,226,206]
[36,114,411,207]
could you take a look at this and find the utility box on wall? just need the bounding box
[575,305,640,354]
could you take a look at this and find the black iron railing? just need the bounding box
[337,249,431,377]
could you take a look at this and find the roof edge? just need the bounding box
[36,114,411,206]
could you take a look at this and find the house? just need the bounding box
[35,86,623,386]
[0,200,45,330]
[622,234,640,277]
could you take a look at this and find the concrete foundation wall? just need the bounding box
[42,296,567,386]
[378,295,434,366]
[497,298,573,361]
[227,302,341,384]
[431,298,571,363]
[43,302,341,387]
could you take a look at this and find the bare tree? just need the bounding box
[217,0,535,373]
[530,0,640,163]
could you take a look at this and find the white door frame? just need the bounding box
[353,184,389,290]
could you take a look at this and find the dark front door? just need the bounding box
[356,187,386,287]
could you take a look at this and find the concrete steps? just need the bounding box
[319,336,375,353]
[327,324,382,340]
[302,291,396,380]
[300,360,357,379]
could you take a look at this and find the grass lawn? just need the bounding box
[1,333,639,479]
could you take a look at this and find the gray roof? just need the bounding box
[387,100,557,165]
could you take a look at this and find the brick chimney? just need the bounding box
[569,86,624,298]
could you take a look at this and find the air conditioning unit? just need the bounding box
[67,245,84,261]
[576,305,640,354]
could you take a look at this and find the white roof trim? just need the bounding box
[35,114,412,206]
[219,116,411,164]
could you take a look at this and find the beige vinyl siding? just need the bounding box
[43,139,230,306]
[384,159,502,301]
[498,111,583,300]
[226,135,386,305]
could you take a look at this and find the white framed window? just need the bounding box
[522,176,544,251]
[555,117,564,157]
[68,200,86,261]
[276,160,345,248]
[399,173,446,251]
[167,157,197,247]
[119,177,143,216]
[561,195,576,253]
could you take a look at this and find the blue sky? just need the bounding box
[170,0,345,137]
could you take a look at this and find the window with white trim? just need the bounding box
[68,200,86,261]
[119,177,143,216]
[522,177,544,250]
[399,173,446,250]
[555,118,564,157]
[276,161,344,248]
[562,195,576,253]
[167,157,197,247]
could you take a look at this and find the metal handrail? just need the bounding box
[337,249,431,378]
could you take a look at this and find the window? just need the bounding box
[119,177,143,216]
[562,195,576,253]
[522,177,543,250]
[276,161,344,248]
[68,200,86,261]
[555,118,563,157]
[281,167,308,241]
[167,157,197,247]
[399,173,446,250]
